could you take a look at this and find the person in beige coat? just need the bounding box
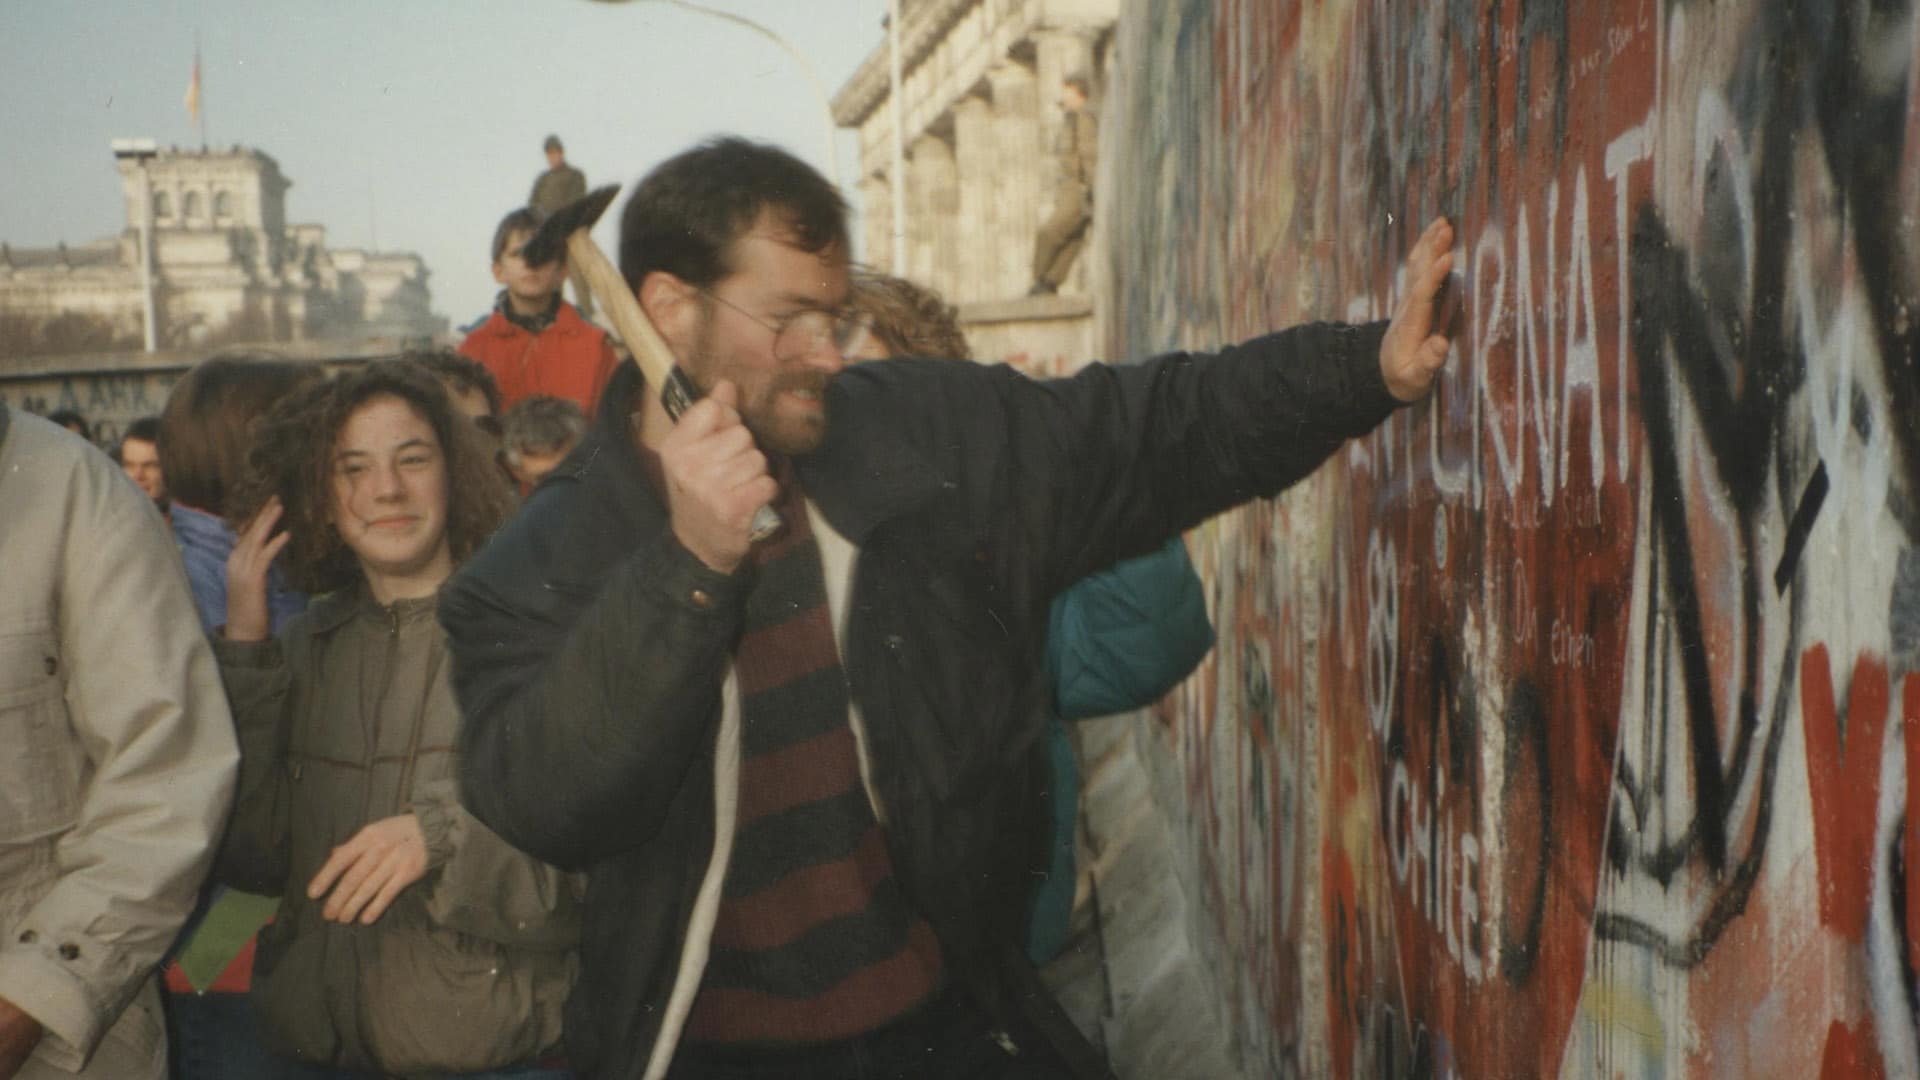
[0,405,239,1079]
[214,360,578,1076]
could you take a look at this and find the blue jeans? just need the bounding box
[164,990,309,1080]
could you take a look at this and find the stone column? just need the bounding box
[860,172,894,273]
[987,61,1042,301]
[951,92,994,304]
[907,130,958,298]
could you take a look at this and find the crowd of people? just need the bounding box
[0,125,1453,1080]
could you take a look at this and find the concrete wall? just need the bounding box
[0,341,402,452]
[1102,1,1920,1076]
[960,294,1094,374]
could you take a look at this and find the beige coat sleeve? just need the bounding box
[0,443,238,1071]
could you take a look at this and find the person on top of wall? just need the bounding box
[213,361,577,1077]
[1029,72,1099,297]
[846,268,1217,966]
[459,207,620,417]
[530,134,595,321]
[439,136,1453,1080]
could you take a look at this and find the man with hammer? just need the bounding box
[441,137,1454,1079]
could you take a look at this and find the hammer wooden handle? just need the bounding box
[563,229,783,542]
[566,230,675,393]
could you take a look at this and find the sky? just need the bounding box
[0,0,887,328]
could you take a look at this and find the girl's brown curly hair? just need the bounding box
[226,356,516,596]
[848,270,973,360]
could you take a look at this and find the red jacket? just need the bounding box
[459,300,619,414]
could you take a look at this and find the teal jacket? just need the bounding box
[1030,537,1214,962]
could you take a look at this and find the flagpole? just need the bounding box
[195,35,207,150]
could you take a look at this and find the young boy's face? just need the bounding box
[493,228,569,306]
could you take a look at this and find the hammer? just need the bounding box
[521,184,781,541]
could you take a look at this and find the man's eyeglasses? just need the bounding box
[700,289,871,361]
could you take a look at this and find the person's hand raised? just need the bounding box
[658,380,778,574]
[1379,216,1457,403]
[224,497,292,643]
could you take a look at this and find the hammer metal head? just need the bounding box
[520,184,620,268]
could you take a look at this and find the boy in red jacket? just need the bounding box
[459,207,619,414]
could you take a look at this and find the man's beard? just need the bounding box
[688,317,832,457]
[743,369,832,456]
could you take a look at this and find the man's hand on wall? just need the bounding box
[0,995,44,1079]
[1379,216,1456,403]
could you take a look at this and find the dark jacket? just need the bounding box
[440,321,1397,1079]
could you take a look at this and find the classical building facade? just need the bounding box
[833,0,1116,374]
[0,146,441,357]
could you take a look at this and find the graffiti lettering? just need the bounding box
[1549,618,1596,669]
[1388,757,1487,980]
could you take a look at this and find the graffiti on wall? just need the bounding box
[0,369,184,450]
[1107,0,1920,1074]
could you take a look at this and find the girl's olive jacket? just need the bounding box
[216,585,579,1077]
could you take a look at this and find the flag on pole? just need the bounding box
[185,48,201,126]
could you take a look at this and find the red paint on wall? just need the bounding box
[1819,1016,1888,1080]
[1907,673,1920,977]
[1800,645,1888,941]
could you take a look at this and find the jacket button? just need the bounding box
[58,943,80,961]
[43,656,56,676]
[689,589,712,609]
[16,931,35,945]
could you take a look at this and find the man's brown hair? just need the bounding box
[618,137,848,293]
[159,353,324,516]
[228,356,515,595]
